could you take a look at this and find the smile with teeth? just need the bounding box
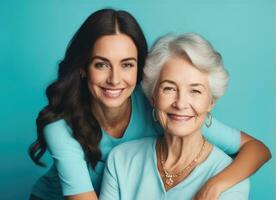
[102,88,124,98]
[168,113,194,121]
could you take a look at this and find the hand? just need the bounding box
[193,180,223,200]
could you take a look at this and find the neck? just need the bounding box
[91,98,131,137]
[161,130,205,171]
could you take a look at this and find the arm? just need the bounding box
[210,131,270,191]
[196,118,271,199]
[44,120,97,200]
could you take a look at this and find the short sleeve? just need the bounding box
[202,117,241,154]
[219,179,250,200]
[44,120,94,195]
[100,149,120,200]
[211,148,250,200]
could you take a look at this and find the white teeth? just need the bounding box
[106,89,121,94]
[102,89,123,98]
[169,114,193,121]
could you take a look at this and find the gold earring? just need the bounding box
[205,112,212,128]
[152,108,158,122]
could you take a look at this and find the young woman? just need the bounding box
[29,9,271,200]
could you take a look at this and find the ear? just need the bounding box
[207,99,215,112]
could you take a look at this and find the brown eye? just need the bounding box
[122,62,134,68]
[95,62,108,69]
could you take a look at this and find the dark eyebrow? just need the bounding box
[121,57,137,62]
[90,56,137,63]
[160,80,177,86]
[90,56,110,62]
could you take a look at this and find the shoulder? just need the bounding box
[43,119,73,141]
[204,146,233,174]
[110,137,155,156]
[202,117,241,154]
[107,137,155,163]
[43,119,84,155]
[44,119,72,136]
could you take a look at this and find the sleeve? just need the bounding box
[44,120,94,195]
[211,149,250,200]
[202,117,241,155]
[99,149,120,200]
[219,178,250,200]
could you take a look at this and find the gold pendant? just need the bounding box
[164,173,174,186]
[165,177,174,186]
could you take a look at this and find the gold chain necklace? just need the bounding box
[160,138,206,187]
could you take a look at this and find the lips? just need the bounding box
[101,87,124,98]
[167,113,194,121]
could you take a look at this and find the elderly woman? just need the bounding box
[100,33,250,200]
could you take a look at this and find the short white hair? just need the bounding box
[141,33,229,102]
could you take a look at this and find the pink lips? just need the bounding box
[167,114,194,121]
[101,87,124,98]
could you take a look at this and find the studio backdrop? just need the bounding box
[1,0,275,199]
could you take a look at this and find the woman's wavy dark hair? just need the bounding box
[28,9,148,169]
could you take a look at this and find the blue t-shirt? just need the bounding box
[31,86,241,199]
[100,137,250,200]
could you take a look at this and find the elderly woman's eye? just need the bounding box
[163,87,176,91]
[191,89,201,94]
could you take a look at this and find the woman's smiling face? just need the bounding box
[86,33,138,109]
[154,56,214,137]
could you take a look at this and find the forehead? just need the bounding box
[159,57,209,86]
[92,34,137,58]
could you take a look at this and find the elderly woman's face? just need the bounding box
[154,57,214,137]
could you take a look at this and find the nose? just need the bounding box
[107,67,120,86]
[172,91,189,110]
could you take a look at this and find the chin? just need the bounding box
[168,130,194,137]
[100,98,127,108]
[166,124,201,138]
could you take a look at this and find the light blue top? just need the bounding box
[100,137,250,200]
[31,86,241,199]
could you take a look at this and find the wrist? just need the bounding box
[206,177,228,194]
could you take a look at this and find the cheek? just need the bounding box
[85,69,107,97]
[155,91,175,109]
[191,97,212,115]
[124,68,138,85]
[87,68,106,85]
[154,94,174,128]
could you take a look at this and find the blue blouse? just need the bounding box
[100,137,249,200]
[31,85,240,199]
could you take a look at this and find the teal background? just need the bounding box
[1,0,275,199]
